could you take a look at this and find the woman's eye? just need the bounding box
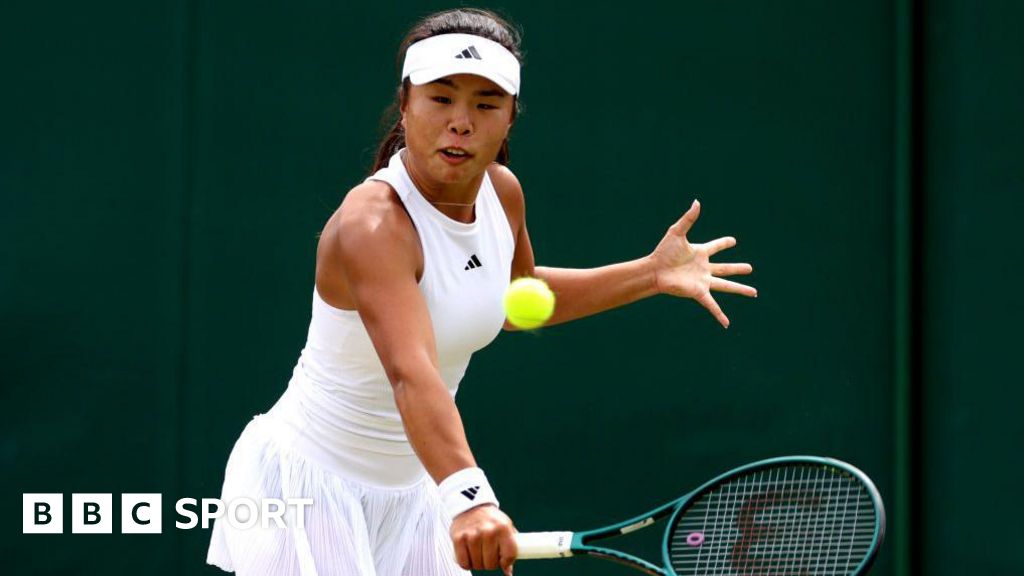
[477,103,496,110]
[432,96,451,104]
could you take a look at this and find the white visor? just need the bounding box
[401,33,520,96]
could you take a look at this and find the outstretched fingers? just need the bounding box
[705,236,737,256]
[711,277,758,298]
[670,199,701,237]
[711,262,753,277]
[697,292,730,329]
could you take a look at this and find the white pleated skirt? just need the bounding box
[206,414,469,576]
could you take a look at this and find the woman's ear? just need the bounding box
[399,85,408,130]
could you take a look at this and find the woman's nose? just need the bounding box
[448,108,473,136]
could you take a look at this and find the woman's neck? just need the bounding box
[401,150,483,222]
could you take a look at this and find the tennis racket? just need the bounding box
[513,456,885,575]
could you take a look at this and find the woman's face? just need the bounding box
[401,73,514,186]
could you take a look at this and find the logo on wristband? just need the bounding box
[461,486,480,501]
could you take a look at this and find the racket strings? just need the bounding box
[668,465,877,575]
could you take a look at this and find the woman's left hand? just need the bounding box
[649,199,757,328]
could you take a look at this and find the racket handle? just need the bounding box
[514,531,574,559]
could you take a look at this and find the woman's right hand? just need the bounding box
[451,504,518,575]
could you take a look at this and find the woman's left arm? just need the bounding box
[491,166,756,330]
[534,199,756,329]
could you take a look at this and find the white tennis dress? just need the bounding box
[207,149,515,576]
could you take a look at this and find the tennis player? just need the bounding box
[206,8,755,576]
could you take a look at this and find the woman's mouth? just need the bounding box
[439,147,472,164]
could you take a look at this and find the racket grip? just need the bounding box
[514,531,574,559]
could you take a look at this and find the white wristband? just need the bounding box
[438,467,500,519]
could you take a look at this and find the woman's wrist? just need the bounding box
[645,254,664,295]
[438,467,500,519]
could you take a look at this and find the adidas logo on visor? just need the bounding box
[454,45,482,60]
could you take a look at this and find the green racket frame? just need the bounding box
[516,456,886,576]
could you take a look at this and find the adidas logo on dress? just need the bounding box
[464,254,483,270]
[461,486,480,501]
[455,46,482,60]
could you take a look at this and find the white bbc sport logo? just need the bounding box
[23,493,162,534]
[72,493,113,534]
[122,494,162,534]
[23,493,311,533]
[23,494,63,534]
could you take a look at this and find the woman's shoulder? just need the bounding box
[337,179,408,226]
[487,163,525,224]
[487,163,523,198]
[315,180,421,307]
[325,180,418,254]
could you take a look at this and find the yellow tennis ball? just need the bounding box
[503,277,555,330]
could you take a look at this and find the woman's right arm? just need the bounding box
[319,183,517,575]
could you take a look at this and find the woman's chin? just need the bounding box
[432,159,479,183]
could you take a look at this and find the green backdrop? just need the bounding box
[3,1,1021,575]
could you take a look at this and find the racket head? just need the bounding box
[663,456,885,576]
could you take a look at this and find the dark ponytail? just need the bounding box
[369,8,523,174]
